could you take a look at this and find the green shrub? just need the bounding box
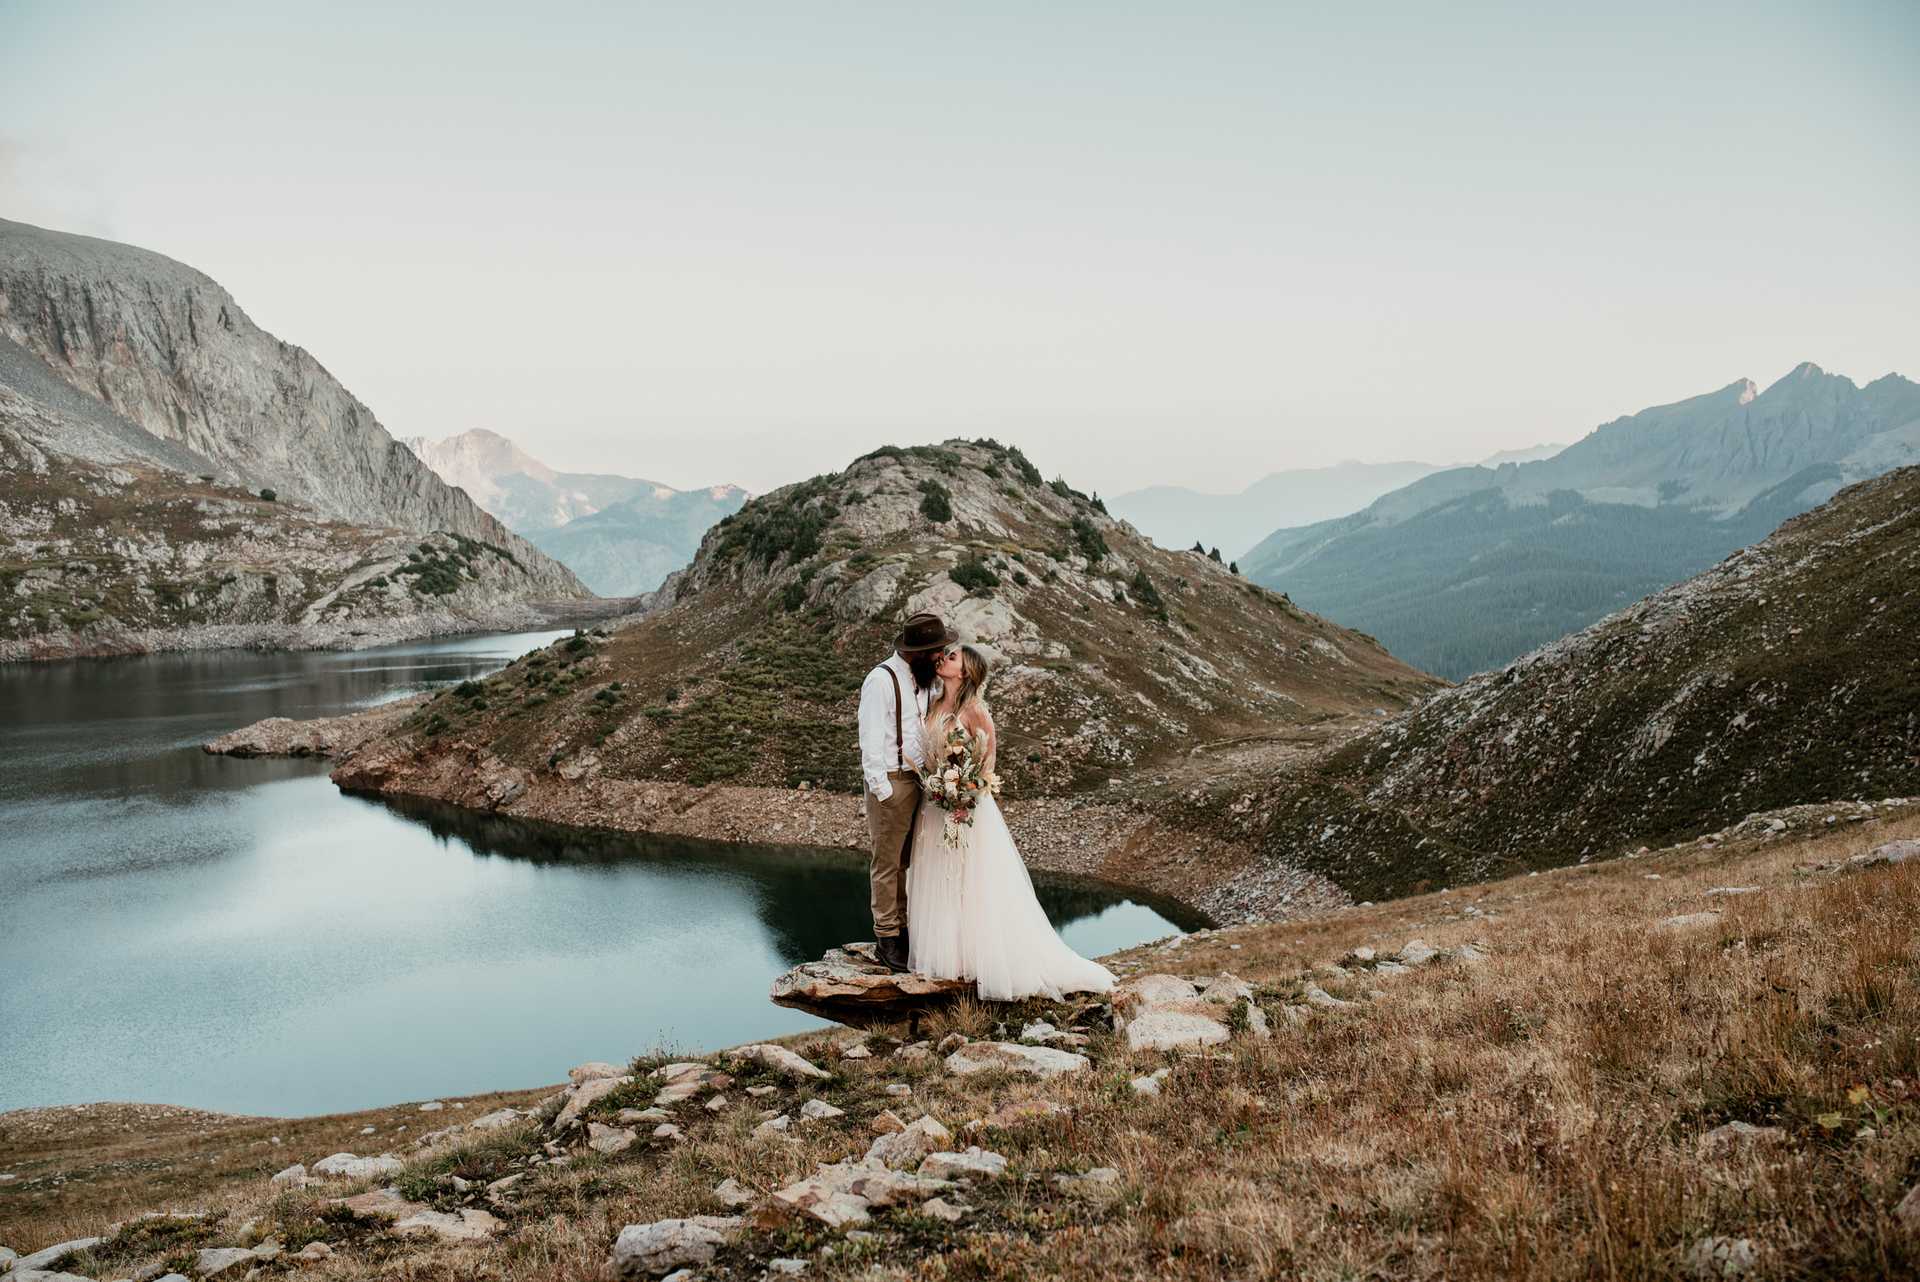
[1130,568,1167,620]
[1071,515,1108,564]
[259,488,277,501]
[919,479,953,523]
[951,556,999,594]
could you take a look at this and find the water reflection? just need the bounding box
[0,629,1197,1118]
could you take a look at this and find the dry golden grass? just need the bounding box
[5,810,1917,1280]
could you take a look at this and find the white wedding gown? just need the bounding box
[906,718,1115,1001]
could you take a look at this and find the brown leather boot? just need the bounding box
[876,934,910,972]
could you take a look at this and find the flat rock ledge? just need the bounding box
[203,695,427,760]
[770,943,975,1027]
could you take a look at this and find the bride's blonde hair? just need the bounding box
[948,643,991,716]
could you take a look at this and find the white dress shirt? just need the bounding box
[858,652,932,800]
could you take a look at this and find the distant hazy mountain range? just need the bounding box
[402,429,747,595]
[1242,363,1920,680]
[1110,444,1565,560]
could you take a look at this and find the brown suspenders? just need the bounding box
[883,666,904,770]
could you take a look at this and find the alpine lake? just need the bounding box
[0,629,1200,1117]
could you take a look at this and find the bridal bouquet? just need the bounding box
[918,722,1002,850]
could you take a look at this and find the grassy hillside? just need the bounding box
[1204,467,1920,902]
[344,438,1438,802]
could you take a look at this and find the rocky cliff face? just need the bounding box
[1202,466,1920,901]
[0,218,584,598]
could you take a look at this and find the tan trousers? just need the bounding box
[866,769,920,938]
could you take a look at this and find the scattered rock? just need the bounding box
[293,1242,332,1262]
[871,1109,907,1135]
[921,1197,970,1223]
[555,1076,635,1128]
[865,1115,953,1170]
[311,1153,405,1179]
[1704,886,1761,897]
[1682,1236,1757,1278]
[1697,1121,1785,1160]
[713,1177,757,1209]
[608,1216,742,1278]
[883,1083,913,1097]
[469,1107,528,1131]
[269,1162,307,1186]
[894,1045,933,1063]
[799,1099,846,1121]
[1124,1007,1231,1051]
[653,1123,685,1142]
[1347,947,1377,964]
[1303,984,1357,1009]
[193,1247,256,1277]
[1400,940,1440,966]
[769,1259,808,1276]
[588,1122,638,1155]
[754,1115,792,1139]
[1115,973,1200,1007]
[1847,839,1920,869]
[842,1044,872,1060]
[418,1100,444,1112]
[946,1041,1090,1077]
[395,1208,505,1242]
[1200,973,1255,1003]
[976,1099,1071,1129]
[726,1044,831,1081]
[1054,1166,1122,1197]
[936,1033,968,1053]
[618,1107,672,1124]
[919,1147,1008,1180]
[746,1085,779,1098]
[1658,912,1722,931]
[571,1061,628,1085]
[11,1240,102,1273]
[1130,1075,1161,1098]
[704,1093,729,1113]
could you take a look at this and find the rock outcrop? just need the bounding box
[0,218,596,661]
[770,943,975,1024]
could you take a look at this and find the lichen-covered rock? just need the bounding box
[945,1041,1090,1078]
[608,1216,742,1278]
[770,944,974,1025]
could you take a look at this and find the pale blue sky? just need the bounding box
[3,0,1915,493]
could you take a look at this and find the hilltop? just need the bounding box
[322,439,1439,919]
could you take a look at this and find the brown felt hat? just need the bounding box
[894,611,958,653]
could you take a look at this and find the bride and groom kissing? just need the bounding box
[857,610,1114,1001]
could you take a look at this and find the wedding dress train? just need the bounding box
[905,760,1115,1002]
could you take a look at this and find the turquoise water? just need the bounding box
[0,631,1195,1117]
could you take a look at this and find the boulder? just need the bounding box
[921,1197,970,1223]
[1124,1008,1230,1052]
[571,1061,628,1085]
[754,1115,792,1139]
[1399,940,1440,966]
[193,1247,256,1277]
[1302,984,1356,1009]
[726,1044,831,1081]
[768,1160,955,1228]
[1199,973,1255,1004]
[269,1162,307,1186]
[312,1152,405,1179]
[865,1115,953,1169]
[976,1099,1071,1129]
[394,1208,505,1242]
[469,1107,528,1131]
[1115,974,1200,1008]
[919,1147,1008,1180]
[945,1041,1089,1078]
[770,944,973,1025]
[871,1109,907,1134]
[1848,839,1920,869]
[1053,1167,1122,1197]
[588,1122,638,1155]
[11,1240,102,1273]
[608,1216,742,1278]
[799,1099,846,1121]
[555,1075,635,1128]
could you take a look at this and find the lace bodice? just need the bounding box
[924,706,996,774]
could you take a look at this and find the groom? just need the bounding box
[857,610,955,972]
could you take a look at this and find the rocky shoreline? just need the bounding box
[3,597,642,665]
[202,708,1345,926]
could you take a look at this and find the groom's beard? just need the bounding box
[905,652,937,690]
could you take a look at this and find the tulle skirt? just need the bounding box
[906,792,1116,1002]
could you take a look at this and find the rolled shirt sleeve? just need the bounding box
[858,666,896,800]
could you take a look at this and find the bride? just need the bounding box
[906,642,1115,1001]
